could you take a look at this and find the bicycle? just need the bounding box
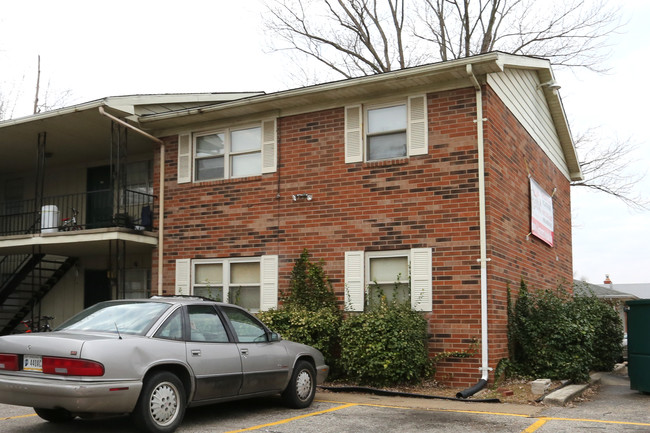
[15,316,55,333]
[60,208,81,231]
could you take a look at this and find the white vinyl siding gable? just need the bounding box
[177,134,192,183]
[487,69,570,179]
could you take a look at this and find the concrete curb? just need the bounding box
[542,372,604,406]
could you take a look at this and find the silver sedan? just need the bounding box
[0,297,329,433]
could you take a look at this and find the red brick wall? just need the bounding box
[152,85,573,387]
[482,85,574,369]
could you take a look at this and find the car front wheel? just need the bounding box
[282,360,316,409]
[132,371,186,433]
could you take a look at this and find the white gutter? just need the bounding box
[458,64,491,397]
[98,106,166,296]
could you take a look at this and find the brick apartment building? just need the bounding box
[0,52,581,387]
[143,52,580,386]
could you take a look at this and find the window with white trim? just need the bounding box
[345,95,428,163]
[193,259,261,310]
[175,256,278,312]
[345,248,432,312]
[366,102,408,161]
[366,250,410,307]
[195,126,262,181]
[177,119,276,184]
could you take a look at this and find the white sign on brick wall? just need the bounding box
[530,178,554,247]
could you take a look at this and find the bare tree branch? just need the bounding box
[262,0,646,209]
[572,128,649,210]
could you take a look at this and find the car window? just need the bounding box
[154,309,184,341]
[221,306,268,343]
[188,305,229,343]
[57,301,170,336]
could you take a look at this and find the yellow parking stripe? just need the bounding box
[224,403,358,433]
[317,398,650,429]
[538,416,650,427]
[0,413,37,421]
[523,418,547,432]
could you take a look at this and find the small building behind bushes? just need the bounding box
[0,52,580,387]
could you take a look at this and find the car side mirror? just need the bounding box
[270,332,282,342]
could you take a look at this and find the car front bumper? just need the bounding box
[0,374,142,414]
[316,364,329,384]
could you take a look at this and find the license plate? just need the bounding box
[23,355,42,372]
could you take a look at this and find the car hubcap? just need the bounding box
[296,369,313,401]
[150,381,179,426]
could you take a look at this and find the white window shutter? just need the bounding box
[345,105,363,163]
[408,95,428,156]
[261,119,277,174]
[344,251,365,311]
[177,133,192,183]
[260,255,279,311]
[410,248,432,311]
[175,259,191,295]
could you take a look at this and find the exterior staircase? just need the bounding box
[0,254,77,335]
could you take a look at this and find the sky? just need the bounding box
[1,0,648,285]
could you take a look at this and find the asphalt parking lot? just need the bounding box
[1,371,648,432]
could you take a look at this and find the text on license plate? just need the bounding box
[23,355,42,372]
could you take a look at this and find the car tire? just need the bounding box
[282,360,316,409]
[132,371,186,433]
[33,407,74,423]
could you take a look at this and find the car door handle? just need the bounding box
[191,350,201,357]
[240,349,249,357]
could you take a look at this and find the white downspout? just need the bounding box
[98,107,166,296]
[457,65,491,397]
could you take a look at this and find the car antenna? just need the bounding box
[114,322,123,340]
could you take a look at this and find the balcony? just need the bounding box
[1,189,155,237]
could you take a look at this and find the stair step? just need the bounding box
[1,254,77,335]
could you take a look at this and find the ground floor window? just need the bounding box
[366,250,410,307]
[175,256,278,312]
[193,259,261,310]
[345,248,432,312]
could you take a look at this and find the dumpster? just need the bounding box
[626,299,650,393]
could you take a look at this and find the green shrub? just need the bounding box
[572,285,623,371]
[285,249,338,312]
[339,301,431,386]
[258,249,342,373]
[258,305,342,370]
[507,280,623,383]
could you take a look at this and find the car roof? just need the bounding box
[101,296,231,307]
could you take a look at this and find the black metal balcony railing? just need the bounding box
[0,189,155,236]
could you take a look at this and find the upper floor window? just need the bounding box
[345,95,428,163]
[176,119,277,184]
[195,126,262,181]
[366,103,407,161]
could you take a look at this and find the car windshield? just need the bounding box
[56,301,170,336]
